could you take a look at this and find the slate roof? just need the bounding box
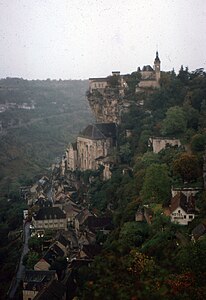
[76,208,93,225]
[63,203,81,215]
[33,207,66,220]
[142,65,154,72]
[80,123,117,140]
[170,192,195,214]
[86,216,113,231]
[23,270,56,291]
[81,244,102,259]
[33,279,65,300]
[57,233,70,247]
[43,244,64,265]
[51,244,64,257]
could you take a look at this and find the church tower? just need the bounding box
[154,51,161,83]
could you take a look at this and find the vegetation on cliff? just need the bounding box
[76,67,206,299]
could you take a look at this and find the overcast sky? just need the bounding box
[0,0,205,79]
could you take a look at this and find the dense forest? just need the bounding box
[74,67,206,299]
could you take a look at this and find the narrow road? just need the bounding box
[8,221,30,299]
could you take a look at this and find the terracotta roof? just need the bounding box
[33,207,66,220]
[170,192,195,213]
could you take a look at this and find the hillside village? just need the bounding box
[8,53,206,299]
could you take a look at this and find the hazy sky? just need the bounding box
[0,0,205,79]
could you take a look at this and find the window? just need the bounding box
[178,210,181,213]
[184,215,186,219]
[189,215,193,219]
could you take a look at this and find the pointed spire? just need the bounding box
[154,51,160,63]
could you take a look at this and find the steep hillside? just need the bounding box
[0,78,93,196]
[75,67,206,299]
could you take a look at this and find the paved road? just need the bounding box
[8,221,30,299]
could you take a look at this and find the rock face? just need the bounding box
[87,88,123,124]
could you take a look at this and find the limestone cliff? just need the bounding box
[87,88,123,124]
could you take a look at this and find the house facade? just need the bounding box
[32,207,67,231]
[170,192,195,225]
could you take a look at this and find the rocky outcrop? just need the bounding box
[87,88,124,124]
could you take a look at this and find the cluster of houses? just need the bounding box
[22,171,113,300]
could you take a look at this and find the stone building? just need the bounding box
[137,51,161,89]
[32,207,67,231]
[89,71,126,94]
[66,123,117,179]
[148,137,181,153]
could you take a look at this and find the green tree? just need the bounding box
[119,142,132,164]
[24,251,40,269]
[118,221,149,251]
[191,133,206,152]
[161,106,187,136]
[140,163,171,204]
[172,152,200,183]
[125,71,141,95]
[28,236,43,253]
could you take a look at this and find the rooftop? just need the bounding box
[33,279,65,300]
[23,270,56,291]
[79,123,117,140]
[33,207,66,220]
[170,192,195,214]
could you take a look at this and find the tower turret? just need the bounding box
[154,51,161,83]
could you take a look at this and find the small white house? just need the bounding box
[170,192,195,225]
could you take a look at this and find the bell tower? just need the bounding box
[154,51,161,83]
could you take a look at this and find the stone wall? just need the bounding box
[149,137,181,153]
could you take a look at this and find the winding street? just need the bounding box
[8,221,30,299]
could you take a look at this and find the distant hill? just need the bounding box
[0,78,93,196]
